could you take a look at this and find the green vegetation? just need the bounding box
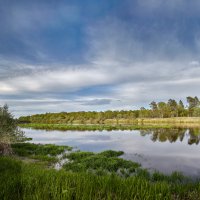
[1,155,200,200]
[18,96,200,126]
[11,143,72,165]
[12,143,72,157]
[2,100,200,199]
[10,143,144,176]
[19,123,173,130]
[63,150,141,176]
[1,141,200,199]
[0,104,27,155]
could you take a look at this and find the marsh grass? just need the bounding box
[11,143,72,165]
[19,123,173,131]
[0,156,200,200]
[63,150,141,176]
[1,143,200,199]
[19,116,200,130]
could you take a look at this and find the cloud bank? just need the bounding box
[0,0,200,116]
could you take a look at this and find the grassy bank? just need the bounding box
[19,117,200,131]
[19,123,174,131]
[104,117,200,127]
[1,156,200,200]
[136,117,200,127]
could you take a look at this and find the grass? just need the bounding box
[11,144,191,182]
[11,143,72,165]
[19,123,174,131]
[136,117,200,128]
[19,120,200,131]
[18,117,200,130]
[12,143,72,156]
[1,143,200,199]
[63,150,141,176]
[0,156,200,200]
[11,144,143,176]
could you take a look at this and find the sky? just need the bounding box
[1,0,200,117]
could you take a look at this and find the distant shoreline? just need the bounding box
[19,117,200,131]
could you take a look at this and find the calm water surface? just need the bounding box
[22,128,200,177]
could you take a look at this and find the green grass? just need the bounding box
[0,156,200,200]
[11,143,191,183]
[11,143,72,164]
[19,123,173,131]
[2,143,200,199]
[18,116,200,130]
[12,143,72,156]
[63,150,141,176]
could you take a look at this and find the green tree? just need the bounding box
[139,107,149,118]
[149,101,158,118]
[157,102,169,118]
[187,96,200,116]
[0,105,26,155]
[149,101,157,110]
[193,107,200,117]
[178,100,185,117]
[179,100,184,109]
[167,99,178,117]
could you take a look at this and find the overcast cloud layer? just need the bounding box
[1,0,200,116]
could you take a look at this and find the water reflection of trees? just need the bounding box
[140,128,200,145]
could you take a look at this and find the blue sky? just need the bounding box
[1,0,200,116]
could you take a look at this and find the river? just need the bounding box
[22,127,200,177]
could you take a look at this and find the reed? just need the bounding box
[0,156,200,200]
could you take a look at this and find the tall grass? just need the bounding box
[1,143,200,200]
[1,157,200,200]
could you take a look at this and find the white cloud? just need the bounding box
[189,61,200,66]
[1,7,200,116]
[0,66,113,94]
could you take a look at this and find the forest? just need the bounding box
[18,96,200,124]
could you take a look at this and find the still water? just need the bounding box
[23,128,200,177]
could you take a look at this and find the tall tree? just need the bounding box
[187,96,200,116]
[157,102,168,118]
[187,96,199,109]
[178,100,185,117]
[149,101,158,117]
[149,101,158,110]
[179,100,184,109]
[167,99,178,117]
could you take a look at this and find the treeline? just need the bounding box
[142,96,200,118]
[18,96,200,124]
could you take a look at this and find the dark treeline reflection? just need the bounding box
[140,128,200,145]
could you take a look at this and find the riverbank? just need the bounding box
[19,123,174,131]
[104,117,200,126]
[19,117,200,131]
[136,117,200,127]
[1,143,200,200]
